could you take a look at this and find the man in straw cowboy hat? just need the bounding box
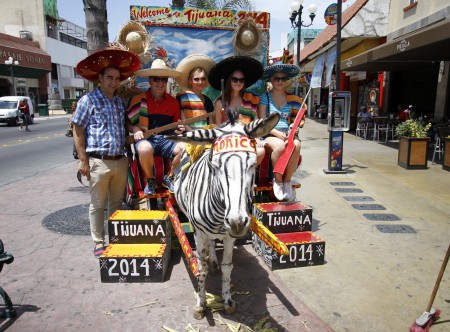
[72,48,141,258]
[127,59,184,195]
[175,54,216,131]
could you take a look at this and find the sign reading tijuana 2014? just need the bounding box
[130,6,269,29]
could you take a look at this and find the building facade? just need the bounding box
[0,0,88,107]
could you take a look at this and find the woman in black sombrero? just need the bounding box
[208,55,266,164]
[258,62,305,202]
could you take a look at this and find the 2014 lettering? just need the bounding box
[279,244,313,264]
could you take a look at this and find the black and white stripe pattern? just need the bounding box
[172,112,280,318]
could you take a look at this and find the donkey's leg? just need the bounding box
[208,239,220,273]
[193,233,209,320]
[221,236,236,314]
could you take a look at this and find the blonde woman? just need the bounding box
[257,62,304,201]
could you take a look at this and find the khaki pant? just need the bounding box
[88,157,128,245]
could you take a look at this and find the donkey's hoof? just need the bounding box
[224,303,236,315]
[193,306,205,320]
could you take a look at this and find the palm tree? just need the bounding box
[171,0,186,7]
[83,0,109,55]
[182,0,254,10]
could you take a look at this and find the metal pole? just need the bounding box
[296,6,302,66]
[335,0,342,91]
[325,0,346,174]
[10,64,16,95]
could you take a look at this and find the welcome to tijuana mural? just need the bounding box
[130,6,270,98]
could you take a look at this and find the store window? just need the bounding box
[404,0,418,11]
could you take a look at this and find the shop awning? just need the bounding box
[372,18,450,62]
[341,18,450,72]
[0,33,52,78]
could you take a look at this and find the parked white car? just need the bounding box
[0,96,35,126]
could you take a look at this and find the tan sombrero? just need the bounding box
[116,21,150,56]
[76,48,141,82]
[175,54,216,90]
[233,18,263,57]
[136,59,181,78]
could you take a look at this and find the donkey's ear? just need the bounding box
[165,128,222,146]
[244,112,280,138]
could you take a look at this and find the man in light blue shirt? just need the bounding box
[72,48,140,258]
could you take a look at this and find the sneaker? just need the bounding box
[93,245,106,258]
[283,182,293,200]
[19,127,22,131]
[144,178,156,195]
[162,175,175,192]
[273,181,285,201]
[25,128,31,132]
[286,189,297,202]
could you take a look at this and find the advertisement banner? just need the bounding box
[325,46,337,87]
[310,53,325,89]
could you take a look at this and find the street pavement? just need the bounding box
[0,117,449,331]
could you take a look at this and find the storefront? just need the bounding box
[341,18,450,122]
[0,32,52,106]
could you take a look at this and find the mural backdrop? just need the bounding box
[129,6,270,101]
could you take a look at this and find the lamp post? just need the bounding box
[4,56,19,95]
[289,0,317,67]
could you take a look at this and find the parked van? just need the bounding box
[0,96,35,126]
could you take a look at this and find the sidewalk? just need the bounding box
[0,119,449,331]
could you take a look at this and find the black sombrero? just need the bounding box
[208,56,263,90]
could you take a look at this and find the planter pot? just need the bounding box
[398,136,429,169]
[444,137,450,171]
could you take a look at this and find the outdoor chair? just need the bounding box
[356,117,368,139]
[373,117,390,142]
[432,126,450,164]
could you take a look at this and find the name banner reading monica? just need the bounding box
[213,135,256,155]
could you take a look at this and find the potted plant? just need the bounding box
[396,119,431,169]
[440,127,450,171]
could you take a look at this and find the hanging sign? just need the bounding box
[324,3,337,25]
[310,53,325,89]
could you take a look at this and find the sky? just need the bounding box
[57,0,357,53]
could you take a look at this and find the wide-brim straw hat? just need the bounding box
[136,59,181,78]
[207,55,263,91]
[76,48,141,82]
[263,61,300,80]
[233,18,263,56]
[117,21,150,56]
[175,54,216,90]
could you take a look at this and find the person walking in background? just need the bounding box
[19,99,31,132]
[175,54,216,131]
[258,61,304,202]
[126,59,185,195]
[72,48,141,258]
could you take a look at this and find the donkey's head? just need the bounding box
[169,112,279,238]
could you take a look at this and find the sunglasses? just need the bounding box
[272,76,289,82]
[152,77,168,83]
[192,77,207,83]
[230,76,245,84]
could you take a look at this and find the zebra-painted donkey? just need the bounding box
[168,111,280,319]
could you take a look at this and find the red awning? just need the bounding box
[0,33,51,72]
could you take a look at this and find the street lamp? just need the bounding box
[4,56,19,95]
[289,0,317,66]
